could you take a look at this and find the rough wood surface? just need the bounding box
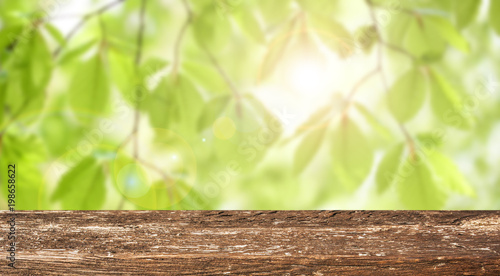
[0,211,499,275]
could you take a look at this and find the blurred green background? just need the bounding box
[1,0,499,210]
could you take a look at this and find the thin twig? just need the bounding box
[347,68,379,103]
[204,47,241,99]
[365,0,416,155]
[0,97,35,161]
[117,0,147,210]
[132,0,147,159]
[171,0,193,79]
[0,135,3,158]
[138,158,175,205]
[398,123,416,158]
[52,0,126,58]
[371,2,418,17]
[341,68,379,117]
[134,0,146,67]
[0,97,33,136]
[382,42,416,60]
[44,13,87,21]
[98,15,108,41]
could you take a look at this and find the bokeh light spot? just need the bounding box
[213,116,236,140]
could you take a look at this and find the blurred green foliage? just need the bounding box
[0,0,499,210]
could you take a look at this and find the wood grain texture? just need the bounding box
[0,211,499,275]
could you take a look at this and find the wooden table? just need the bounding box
[1,211,499,275]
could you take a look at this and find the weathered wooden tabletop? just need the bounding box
[1,211,499,275]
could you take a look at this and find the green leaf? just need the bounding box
[354,25,377,54]
[131,179,194,210]
[259,17,297,82]
[490,0,500,35]
[169,186,210,210]
[429,69,473,129]
[290,94,343,140]
[454,0,481,30]
[330,117,375,190]
[309,13,354,58]
[427,152,476,197]
[397,154,448,209]
[233,9,265,44]
[296,0,339,15]
[43,23,65,45]
[0,71,6,125]
[58,39,98,65]
[427,16,469,53]
[192,6,231,52]
[256,0,293,29]
[416,133,443,149]
[68,54,111,122]
[404,17,446,60]
[107,35,136,56]
[108,48,135,103]
[297,105,333,135]
[224,94,281,136]
[145,74,204,135]
[375,143,405,194]
[385,13,412,50]
[3,29,52,122]
[354,103,392,140]
[243,94,282,134]
[0,133,47,209]
[0,25,22,52]
[52,156,106,210]
[139,58,168,81]
[109,52,167,106]
[412,8,450,17]
[403,15,469,59]
[8,29,53,96]
[197,94,232,132]
[387,67,427,123]
[211,95,281,171]
[294,126,327,175]
[39,110,83,157]
[183,61,228,94]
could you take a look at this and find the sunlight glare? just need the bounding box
[284,51,329,96]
